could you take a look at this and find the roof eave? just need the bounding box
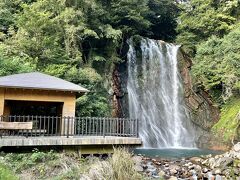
[0,85,89,93]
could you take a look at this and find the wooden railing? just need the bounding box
[0,116,139,138]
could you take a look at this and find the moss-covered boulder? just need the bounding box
[212,97,240,143]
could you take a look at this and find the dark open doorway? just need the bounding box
[5,100,63,116]
[3,100,64,135]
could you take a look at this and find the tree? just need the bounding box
[193,24,240,101]
[177,0,237,56]
[0,0,180,116]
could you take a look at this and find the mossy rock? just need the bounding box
[212,97,240,142]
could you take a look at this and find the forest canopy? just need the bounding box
[0,0,179,116]
[177,0,240,102]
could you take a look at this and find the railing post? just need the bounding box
[103,118,105,138]
[135,119,138,137]
[136,118,139,137]
[67,116,70,138]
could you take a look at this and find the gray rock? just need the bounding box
[169,169,177,175]
[208,157,233,169]
[132,156,142,165]
[154,161,161,165]
[158,170,165,177]
[168,176,178,180]
[169,164,180,171]
[215,175,222,180]
[233,167,240,175]
[189,165,195,170]
[146,163,157,173]
[217,157,233,168]
[142,164,148,169]
[213,168,221,175]
[134,165,143,172]
[221,176,227,180]
[229,150,240,159]
[222,169,231,177]
[165,163,169,167]
[207,172,214,180]
[202,167,209,173]
[233,142,240,152]
[190,157,203,164]
[206,154,212,158]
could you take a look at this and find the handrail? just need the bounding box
[0,115,139,138]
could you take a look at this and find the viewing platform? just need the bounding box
[0,136,141,147]
[0,116,142,148]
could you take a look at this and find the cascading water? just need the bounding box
[127,38,195,148]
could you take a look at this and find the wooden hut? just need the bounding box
[0,72,89,134]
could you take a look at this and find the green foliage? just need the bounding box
[73,67,110,117]
[0,0,179,117]
[0,51,35,76]
[177,0,239,56]
[177,0,240,102]
[43,64,71,78]
[212,96,240,142]
[193,25,240,100]
[147,0,179,40]
[110,0,150,36]
[4,149,58,172]
[0,163,18,180]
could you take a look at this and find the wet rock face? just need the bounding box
[177,49,220,130]
[177,49,221,148]
[111,63,129,118]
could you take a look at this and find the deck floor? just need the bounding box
[0,136,142,147]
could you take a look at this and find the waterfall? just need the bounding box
[127,38,195,148]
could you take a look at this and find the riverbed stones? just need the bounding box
[213,168,221,175]
[133,155,144,172]
[233,142,240,152]
[132,155,142,164]
[202,167,209,173]
[135,143,240,179]
[134,164,144,172]
[158,170,165,177]
[190,157,203,164]
[169,168,177,175]
[168,176,177,180]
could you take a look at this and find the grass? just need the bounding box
[110,148,142,180]
[0,148,144,180]
[0,163,18,180]
[78,148,143,180]
[212,96,240,142]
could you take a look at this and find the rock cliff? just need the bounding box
[177,49,223,149]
